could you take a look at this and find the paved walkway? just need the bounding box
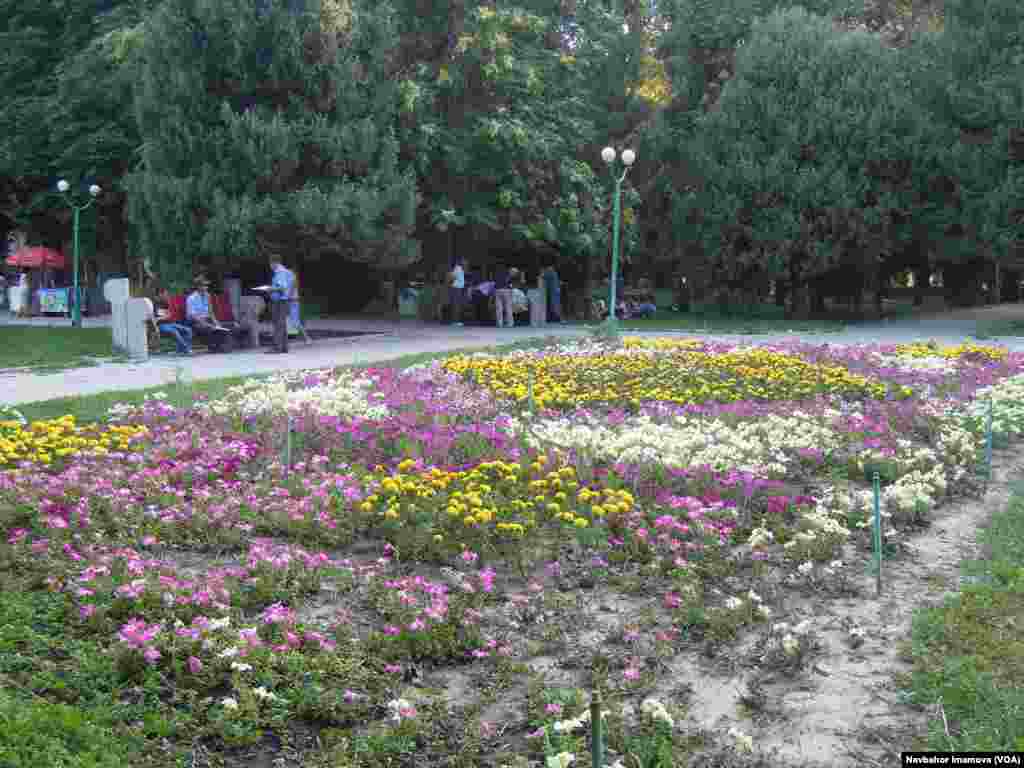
[3,306,1024,406]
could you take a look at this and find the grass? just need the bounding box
[575,300,848,335]
[898,479,1024,752]
[0,589,177,768]
[12,339,551,425]
[974,318,1024,340]
[0,327,120,372]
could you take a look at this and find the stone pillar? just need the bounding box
[224,277,242,324]
[240,295,266,349]
[124,297,153,361]
[104,278,131,353]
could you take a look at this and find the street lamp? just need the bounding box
[57,179,102,328]
[601,146,635,335]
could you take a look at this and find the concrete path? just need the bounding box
[4,306,1024,406]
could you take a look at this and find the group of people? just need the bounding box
[447,259,562,327]
[147,255,298,355]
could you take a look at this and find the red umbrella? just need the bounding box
[5,246,66,269]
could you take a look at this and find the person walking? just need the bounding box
[267,255,295,354]
[449,258,466,326]
[542,264,561,323]
[493,263,514,328]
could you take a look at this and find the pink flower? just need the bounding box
[461,550,478,565]
[143,647,162,664]
[545,703,563,715]
[383,625,401,636]
[188,656,203,674]
[79,604,96,620]
[384,664,402,674]
[664,592,682,609]
[624,666,641,681]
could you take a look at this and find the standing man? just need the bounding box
[543,264,561,323]
[267,255,295,354]
[494,264,514,328]
[449,257,465,327]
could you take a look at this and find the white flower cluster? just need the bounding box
[728,726,754,753]
[552,707,602,733]
[640,698,675,729]
[844,464,948,525]
[874,353,958,374]
[546,752,575,768]
[521,411,840,478]
[747,526,774,548]
[200,369,390,421]
[770,619,812,658]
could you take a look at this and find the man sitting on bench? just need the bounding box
[185,275,235,353]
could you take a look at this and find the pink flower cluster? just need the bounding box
[118,618,164,664]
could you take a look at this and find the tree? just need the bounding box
[896,0,1023,305]
[0,0,153,273]
[672,6,934,317]
[124,0,421,290]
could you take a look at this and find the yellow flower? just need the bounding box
[359,502,373,513]
[573,517,589,528]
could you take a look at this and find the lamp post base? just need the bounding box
[600,316,620,338]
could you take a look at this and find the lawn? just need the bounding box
[0,326,117,372]
[898,479,1024,752]
[1,335,1023,767]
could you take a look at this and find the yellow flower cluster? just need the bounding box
[357,457,635,546]
[0,415,147,467]
[894,341,1008,363]
[442,341,887,410]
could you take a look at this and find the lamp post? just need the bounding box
[600,146,635,336]
[57,179,101,328]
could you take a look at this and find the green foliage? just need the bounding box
[125,0,421,282]
[675,6,932,284]
[900,488,1024,752]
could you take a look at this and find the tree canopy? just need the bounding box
[1,0,1019,310]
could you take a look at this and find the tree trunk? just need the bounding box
[993,261,1001,304]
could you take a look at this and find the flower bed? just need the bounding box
[1,336,1022,766]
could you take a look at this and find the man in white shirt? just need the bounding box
[449,258,465,327]
[186,275,233,352]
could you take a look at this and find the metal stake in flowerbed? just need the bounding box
[872,471,882,598]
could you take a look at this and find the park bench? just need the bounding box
[153,293,252,354]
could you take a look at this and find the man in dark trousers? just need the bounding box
[267,255,295,354]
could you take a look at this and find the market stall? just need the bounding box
[4,246,77,317]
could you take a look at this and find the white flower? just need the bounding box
[253,686,277,701]
[230,662,252,673]
[209,617,231,631]
[218,647,239,659]
[724,596,744,610]
[728,726,754,753]
[222,697,239,710]
[782,634,801,657]
[640,698,674,728]
[748,590,762,603]
[793,620,812,636]
[797,561,814,576]
[546,752,575,768]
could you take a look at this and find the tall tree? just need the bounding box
[673,6,934,316]
[124,0,421,290]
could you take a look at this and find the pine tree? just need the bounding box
[124,0,420,290]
